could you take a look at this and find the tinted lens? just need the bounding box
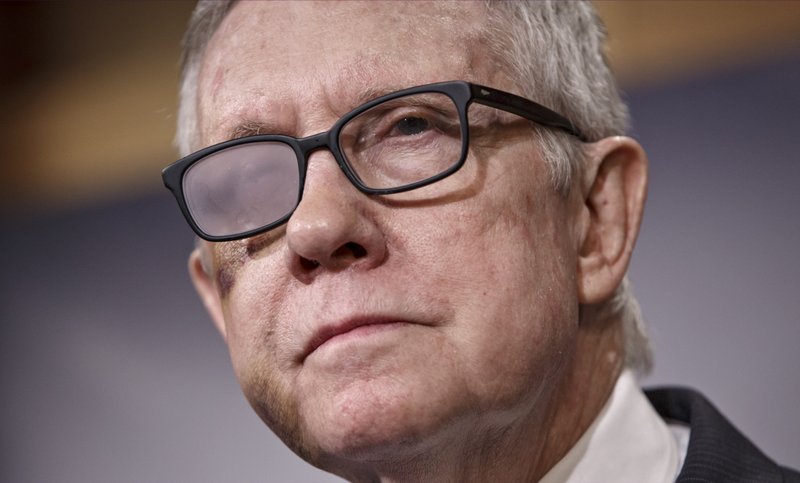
[339,92,462,189]
[183,142,299,238]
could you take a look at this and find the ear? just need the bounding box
[576,136,648,304]
[189,246,228,340]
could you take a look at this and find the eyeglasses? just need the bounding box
[162,80,586,241]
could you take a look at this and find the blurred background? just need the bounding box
[1,1,799,481]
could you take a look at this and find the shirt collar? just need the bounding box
[539,369,681,483]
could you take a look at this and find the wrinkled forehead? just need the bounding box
[196,1,501,142]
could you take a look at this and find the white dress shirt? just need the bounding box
[539,370,690,483]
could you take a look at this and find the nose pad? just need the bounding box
[284,151,387,279]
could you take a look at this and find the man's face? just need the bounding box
[196,1,584,472]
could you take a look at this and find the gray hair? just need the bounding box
[485,2,651,374]
[175,0,652,374]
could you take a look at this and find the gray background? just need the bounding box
[2,43,799,483]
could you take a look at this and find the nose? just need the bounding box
[284,150,387,280]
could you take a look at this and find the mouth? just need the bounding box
[301,316,413,363]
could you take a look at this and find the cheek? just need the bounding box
[219,259,320,457]
[233,354,311,463]
[213,238,299,402]
[211,229,285,297]
[221,255,297,371]
[451,249,577,408]
[450,253,578,426]
[414,148,579,409]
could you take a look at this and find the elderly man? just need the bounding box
[163,1,798,481]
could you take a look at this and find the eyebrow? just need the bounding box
[350,85,407,108]
[228,121,271,140]
[224,84,409,141]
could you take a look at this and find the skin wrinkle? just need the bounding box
[195,3,513,300]
[245,227,285,259]
[198,1,488,147]
[200,27,494,297]
[210,87,533,297]
[187,2,644,481]
[540,304,623,468]
[207,58,407,146]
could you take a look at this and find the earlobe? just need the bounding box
[576,136,648,305]
[189,247,228,340]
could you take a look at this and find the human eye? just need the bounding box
[363,104,453,148]
[346,94,459,152]
[390,115,432,137]
[339,93,462,188]
[375,109,447,147]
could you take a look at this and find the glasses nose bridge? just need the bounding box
[297,130,336,161]
[296,130,354,184]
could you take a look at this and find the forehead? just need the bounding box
[197,1,497,141]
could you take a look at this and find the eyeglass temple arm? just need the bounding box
[469,83,588,142]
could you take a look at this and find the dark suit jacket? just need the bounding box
[645,387,799,482]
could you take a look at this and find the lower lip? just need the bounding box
[314,322,409,354]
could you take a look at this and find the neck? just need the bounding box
[531,307,625,479]
[329,311,625,483]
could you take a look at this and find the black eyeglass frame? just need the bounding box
[162,80,588,242]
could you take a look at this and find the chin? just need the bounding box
[296,376,465,466]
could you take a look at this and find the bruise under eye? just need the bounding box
[209,201,288,298]
[246,229,284,258]
[213,241,248,298]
